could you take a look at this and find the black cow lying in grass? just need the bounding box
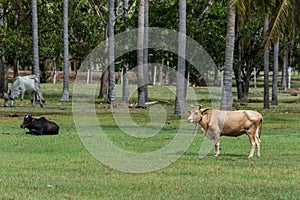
[20,115,59,135]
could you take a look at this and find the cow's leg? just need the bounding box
[247,133,256,158]
[27,129,42,135]
[214,137,220,156]
[31,92,36,106]
[20,90,25,106]
[36,91,44,107]
[255,127,261,157]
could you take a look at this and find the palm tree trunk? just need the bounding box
[31,0,44,102]
[143,0,149,102]
[31,0,39,77]
[122,0,130,103]
[174,0,186,116]
[137,0,145,108]
[220,3,235,110]
[108,0,116,105]
[235,13,243,100]
[272,37,279,105]
[263,13,270,109]
[282,36,288,89]
[99,65,108,99]
[99,25,108,99]
[122,63,129,102]
[60,0,69,102]
[0,3,8,105]
[0,55,8,97]
[13,1,19,78]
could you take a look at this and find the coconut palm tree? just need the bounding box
[220,1,236,110]
[282,36,288,89]
[31,0,44,103]
[143,0,149,103]
[107,0,116,105]
[272,37,279,105]
[260,0,300,107]
[263,12,270,109]
[0,4,8,104]
[60,0,69,102]
[122,0,130,103]
[137,0,145,108]
[174,0,186,116]
[0,56,8,106]
[31,0,39,78]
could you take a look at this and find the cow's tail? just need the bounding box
[258,118,263,138]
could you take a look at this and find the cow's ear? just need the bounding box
[201,108,209,114]
[198,104,202,110]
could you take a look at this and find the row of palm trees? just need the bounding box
[222,0,299,110]
[141,0,300,114]
[30,0,69,102]
[174,0,299,113]
[2,0,299,114]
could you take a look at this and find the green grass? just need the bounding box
[0,81,300,199]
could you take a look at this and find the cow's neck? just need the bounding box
[199,120,209,133]
[199,112,211,134]
[24,119,34,128]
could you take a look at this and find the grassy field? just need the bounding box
[0,79,300,199]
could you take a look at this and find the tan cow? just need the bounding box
[187,105,263,158]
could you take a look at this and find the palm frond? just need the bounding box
[235,0,246,15]
[292,0,300,34]
[264,0,292,48]
[253,0,274,13]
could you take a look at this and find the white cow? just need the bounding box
[7,75,44,107]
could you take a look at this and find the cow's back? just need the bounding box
[34,117,60,135]
[208,110,262,137]
[22,76,36,91]
[43,119,59,135]
[11,76,35,91]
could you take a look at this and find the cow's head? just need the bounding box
[20,115,34,129]
[8,88,20,100]
[187,105,209,123]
